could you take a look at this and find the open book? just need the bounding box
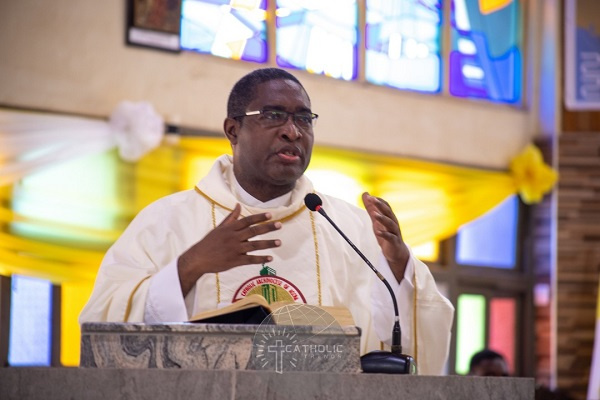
[189,294,355,327]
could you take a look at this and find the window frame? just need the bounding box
[428,198,535,376]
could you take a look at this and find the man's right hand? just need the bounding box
[177,203,282,296]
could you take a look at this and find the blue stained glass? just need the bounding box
[449,0,522,103]
[8,275,53,366]
[276,0,358,81]
[365,0,442,93]
[180,0,268,63]
[456,195,518,269]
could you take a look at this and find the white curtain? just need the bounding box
[0,102,164,186]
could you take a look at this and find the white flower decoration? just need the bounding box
[109,101,164,162]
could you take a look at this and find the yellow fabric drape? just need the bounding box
[0,138,558,282]
[309,147,519,247]
[0,232,104,282]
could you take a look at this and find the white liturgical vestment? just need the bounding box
[80,155,454,375]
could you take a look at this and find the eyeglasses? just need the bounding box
[233,109,319,130]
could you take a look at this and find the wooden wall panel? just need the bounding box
[556,132,600,400]
[563,109,600,133]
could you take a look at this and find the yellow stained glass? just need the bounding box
[479,0,513,15]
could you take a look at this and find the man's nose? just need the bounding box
[280,117,302,141]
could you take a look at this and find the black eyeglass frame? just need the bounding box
[232,109,319,129]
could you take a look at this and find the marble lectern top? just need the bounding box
[80,322,362,373]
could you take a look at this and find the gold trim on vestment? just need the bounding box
[210,202,221,306]
[195,187,306,223]
[412,268,418,364]
[309,211,322,307]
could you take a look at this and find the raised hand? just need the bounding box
[361,192,410,283]
[177,204,282,296]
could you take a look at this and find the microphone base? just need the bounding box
[360,351,417,375]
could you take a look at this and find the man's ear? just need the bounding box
[223,117,239,145]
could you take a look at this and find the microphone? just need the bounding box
[304,193,416,374]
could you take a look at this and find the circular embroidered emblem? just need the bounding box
[232,276,306,304]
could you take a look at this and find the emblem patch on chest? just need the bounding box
[232,264,306,304]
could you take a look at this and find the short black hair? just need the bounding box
[469,349,506,371]
[226,68,309,118]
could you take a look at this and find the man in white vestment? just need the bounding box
[80,68,454,375]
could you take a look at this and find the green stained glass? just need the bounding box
[456,293,486,374]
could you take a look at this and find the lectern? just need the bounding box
[0,322,535,400]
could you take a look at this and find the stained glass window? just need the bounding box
[455,294,517,375]
[365,0,442,93]
[449,0,522,103]
[8,275,53,366]
[489,297,516,373]
[456,195,519,268]
[456,293,485,374]
[276,0,358,80]
[181,0,268,63]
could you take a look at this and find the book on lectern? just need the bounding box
[189,294,355,327]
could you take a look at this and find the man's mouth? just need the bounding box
[275,147,301,162]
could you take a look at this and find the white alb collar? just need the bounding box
[232,175,292,209]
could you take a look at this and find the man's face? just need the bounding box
[225,79,314,201]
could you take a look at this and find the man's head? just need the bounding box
[224,68,315,202]
[468,349,510,377]
[227,68,309,118]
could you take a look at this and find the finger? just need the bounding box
[362,192,375,211]
[363,192,403,240]
[375,229,401,242]
[242,254,275,266]
[232,212,274,231]
[219,204,242,226]
[363,192,399,224]
[372,197,397,222]
[373,212,401,236]
[362,192,379,223]
[239,221,282,241]
[240,239,282,253]
[363,194,391,235]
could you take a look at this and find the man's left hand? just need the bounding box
[362,192,410,283]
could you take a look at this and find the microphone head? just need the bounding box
[304,193,322,211]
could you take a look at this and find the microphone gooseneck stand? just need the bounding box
[304,193,416,374]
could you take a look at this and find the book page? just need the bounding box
[189,294,271,322]
[190,294,355,327]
